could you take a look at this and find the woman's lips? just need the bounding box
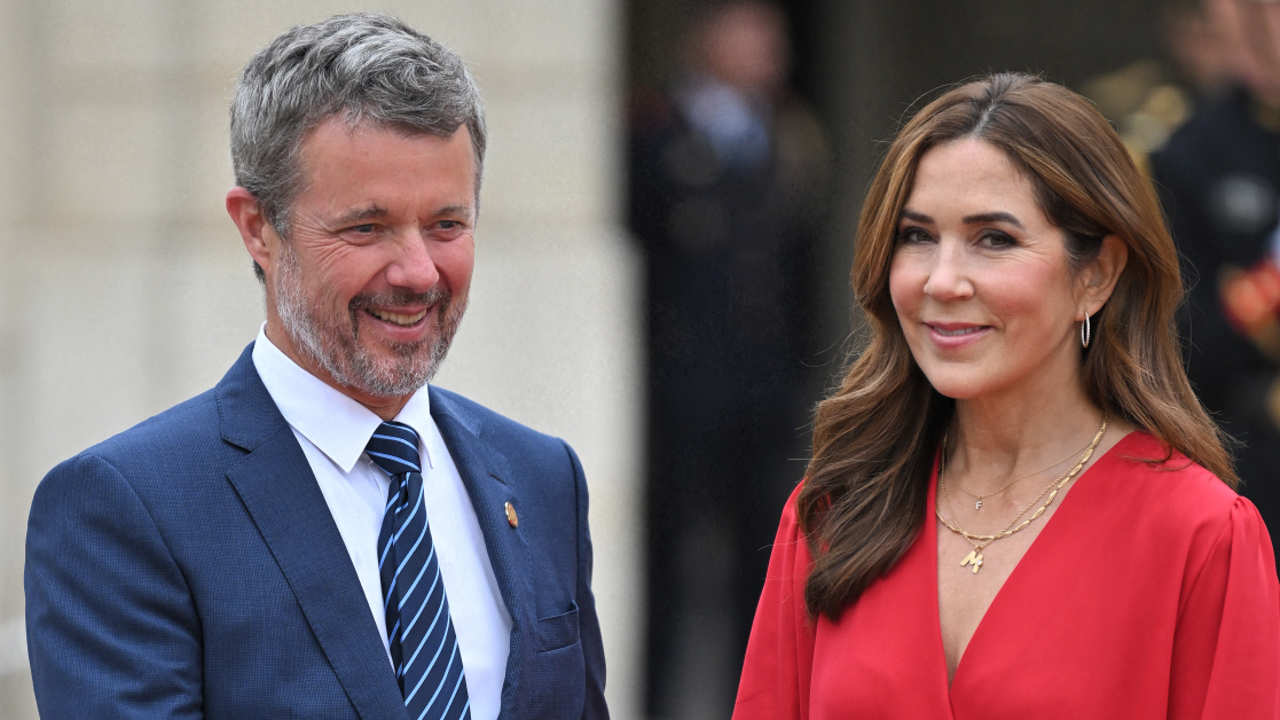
[925,322,991,348]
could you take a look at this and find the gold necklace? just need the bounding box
[935,419,1107,574]
[949,435,1099,511]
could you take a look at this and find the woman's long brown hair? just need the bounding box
[799,72,1237,619]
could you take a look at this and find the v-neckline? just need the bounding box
[931,430,1138,695]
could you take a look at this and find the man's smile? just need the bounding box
[366,307,430,326]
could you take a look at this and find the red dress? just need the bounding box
[734,432,1280,719]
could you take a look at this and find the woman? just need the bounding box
[733,73,1280,719]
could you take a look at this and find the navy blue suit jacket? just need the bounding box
[25,344,608,719]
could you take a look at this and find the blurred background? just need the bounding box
[3,0,1278,718]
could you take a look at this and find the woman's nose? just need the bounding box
[921,240,974,301]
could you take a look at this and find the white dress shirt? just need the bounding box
[252,326,511,720]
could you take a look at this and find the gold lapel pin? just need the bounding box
[504,501,518,528]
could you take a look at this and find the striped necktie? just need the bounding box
[367,421,471,720]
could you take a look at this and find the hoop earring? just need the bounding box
[1080,314,1092,349]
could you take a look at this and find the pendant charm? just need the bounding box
[975,499,983,511]
[961,548,984,574]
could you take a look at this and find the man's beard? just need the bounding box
[273,247,465,397]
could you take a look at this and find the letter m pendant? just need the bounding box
[960,548,984,574]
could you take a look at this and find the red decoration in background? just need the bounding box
[1221,259,1280,337]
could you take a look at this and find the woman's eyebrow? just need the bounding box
[962,211,1023,228]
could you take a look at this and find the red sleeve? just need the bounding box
[1169,496,1280,719]
[733,483,817,720]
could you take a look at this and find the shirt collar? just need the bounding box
[251,324,435,472]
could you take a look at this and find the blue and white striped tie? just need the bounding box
[368,421,471,720]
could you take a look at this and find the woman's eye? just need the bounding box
[979,230,1016,248]
[896,226,932,245]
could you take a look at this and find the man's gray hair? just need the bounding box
[231,12,486,278]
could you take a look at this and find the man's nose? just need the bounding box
[385,230,441,292]
[921,240,974,300]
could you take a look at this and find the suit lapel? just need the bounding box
[430,388,536,717]
[217,346,409,720]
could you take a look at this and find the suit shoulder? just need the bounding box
[430,386,570,452]
[1153,90,1260,179]
[54,387,223,477]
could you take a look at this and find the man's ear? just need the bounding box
[226,187,276,278]
[1078,234,1129,319]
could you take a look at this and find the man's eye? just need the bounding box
[432,220,470,236]
[348,224,378,234]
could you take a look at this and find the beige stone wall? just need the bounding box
[0,1,640,717]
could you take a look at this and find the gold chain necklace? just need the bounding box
[950,435,1099,512]
[935,419,1107,574]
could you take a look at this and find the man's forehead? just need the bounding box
[282,115,479,225]
[294,116,476,180]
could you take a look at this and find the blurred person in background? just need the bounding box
[736,73,1280,718]
[627,1,829,716]
[1151,0,1280,561]
[25,13,606,719]
[1163,0,1250,94]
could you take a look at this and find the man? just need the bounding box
[25,13,607,720]
[627,3,827,714]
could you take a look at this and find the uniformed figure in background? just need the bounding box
[1150,0,1280,558]
[627,2,829,716]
